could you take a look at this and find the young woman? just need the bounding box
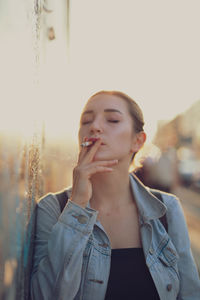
[31,91,200,300]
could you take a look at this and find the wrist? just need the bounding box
[70,197,88,209]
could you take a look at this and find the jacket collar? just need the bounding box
[129,173,167,222]
[65,172,167,222]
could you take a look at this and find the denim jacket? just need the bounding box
[31,174,200,300]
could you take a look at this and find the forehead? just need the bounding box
[83,94,129,113]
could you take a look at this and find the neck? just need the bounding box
[90,168,134,211]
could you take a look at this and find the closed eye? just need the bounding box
[81,119,120,125]
[81,121,92,125]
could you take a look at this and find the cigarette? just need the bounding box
[81,141,93,147]
[81,137,99,147]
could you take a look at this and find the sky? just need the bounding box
[0,0,200,143]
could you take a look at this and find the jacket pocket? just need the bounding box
[158,239,180,293]
[159,239,179,265]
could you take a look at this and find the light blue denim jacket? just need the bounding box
[31,174,200,300]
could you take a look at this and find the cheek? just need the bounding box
[113,127,133,145]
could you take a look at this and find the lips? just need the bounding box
[88,137,106,145]
[80,137,106,148]
[87,137,105,146]
[88,137,99,143]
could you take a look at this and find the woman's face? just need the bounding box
[78,94,143,162]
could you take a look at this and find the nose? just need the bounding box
[89,118,103,134]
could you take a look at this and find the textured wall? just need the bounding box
[0,0,44,296]
[0,0,72,298]
[0,133,43,300]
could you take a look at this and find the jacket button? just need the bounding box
[77,215,88,224]
[166,284,172,291]
[149,248,154,255]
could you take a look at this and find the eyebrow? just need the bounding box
[82,109,123,115]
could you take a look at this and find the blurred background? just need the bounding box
[0,0,200,299]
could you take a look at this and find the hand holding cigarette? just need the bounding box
[71,137,118,208]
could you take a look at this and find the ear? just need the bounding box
[130,131,146,153]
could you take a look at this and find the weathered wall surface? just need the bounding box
[0,0,71,297]
[0,0,43,296]
[0,133,76,300]
[0,134,43,299]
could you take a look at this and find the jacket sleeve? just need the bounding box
[30,194,98,300]
[165,194,200,300]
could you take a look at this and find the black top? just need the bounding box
[104,248,160,300]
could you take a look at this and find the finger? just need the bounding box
[88,165,113,177]
[77,137,89,163]
[90,159,118,167]
[78,138,101,164]
[73,159,118,180]
[78,145,88,163]
[83,138,102,163]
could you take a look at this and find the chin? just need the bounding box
[93,152,115,162]
[93,154,106,161]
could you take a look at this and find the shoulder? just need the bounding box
[150,189,189,236]
[149,187,180,208]
[37,192,58,208]
[37,187,72,213]
[149,188,185,225]
[158,190,182,214]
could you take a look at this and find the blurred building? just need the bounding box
[154,99,200,156]
[153,99,200,188]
